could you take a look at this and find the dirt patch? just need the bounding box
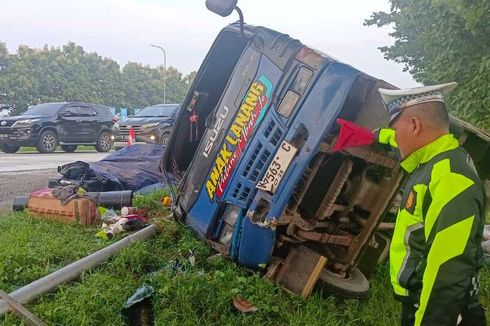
[0,169,60,213]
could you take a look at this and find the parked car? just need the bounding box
[112,103,180,147]
[161,1,490,299]
[0,102,114,153]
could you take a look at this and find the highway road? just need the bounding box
[0,151,112,212]
[0,151,111,172]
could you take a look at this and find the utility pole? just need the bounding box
[150,44,167,103]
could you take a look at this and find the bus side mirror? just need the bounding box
[205,0,238,17]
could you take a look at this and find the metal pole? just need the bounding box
[0,224,159,316]
[150,44,167,103]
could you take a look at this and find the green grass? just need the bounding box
[18,145,98,153]
[0,195,489,325]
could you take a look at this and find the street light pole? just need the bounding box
[150,44,167,103]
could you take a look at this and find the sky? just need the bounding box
[0,0,419,88]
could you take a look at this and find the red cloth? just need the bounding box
[332,119,375,152]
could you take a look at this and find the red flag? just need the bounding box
[128,126,135,146]
[332,119,374,152]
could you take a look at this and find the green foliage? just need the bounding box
[121,64,190,108]
[0,212,106,293]
[0,42,195,115]
[0,42,7,71]
[365,0,490,130]
[18,145,96,152]
[132,188,171,212]
[0,209,489,325]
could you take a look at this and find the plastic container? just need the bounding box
[27,188,98,225]
[88,190,133,209]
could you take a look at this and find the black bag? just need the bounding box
[57,161,97,180]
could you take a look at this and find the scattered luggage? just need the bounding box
[27,188,98,225]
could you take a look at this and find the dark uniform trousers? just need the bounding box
[402,301,486,326]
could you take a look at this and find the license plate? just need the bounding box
[256,140,297,193]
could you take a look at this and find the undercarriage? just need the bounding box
[267,138,402,298]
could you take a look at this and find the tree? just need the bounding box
[121,62,193,108]
[0,42,7,71]
[365,0,490,130]
[0,42,9,106]
[0,41,195,114]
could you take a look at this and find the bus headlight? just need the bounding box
[218,205,241,247]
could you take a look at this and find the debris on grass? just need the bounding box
[232,297,259,313]
[122,285,155,326]
[206,253,223,265]
[161,196,172,207]
[100,208,120,223]
[188,250,196,267]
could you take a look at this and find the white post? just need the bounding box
[150,44,167,103]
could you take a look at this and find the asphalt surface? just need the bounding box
[0,151,110,172]
[0,151,111,213]
[0,169,60,213]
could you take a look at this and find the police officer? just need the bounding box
[376,82,487,326]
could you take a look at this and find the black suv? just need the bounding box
[112,103,180,147]
[0,102,114,153]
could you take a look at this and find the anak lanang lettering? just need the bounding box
[205,76,272,200]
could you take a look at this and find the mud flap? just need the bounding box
[357,232,390,279]
[275,245,327,298]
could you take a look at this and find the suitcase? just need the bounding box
[27,188,98,225]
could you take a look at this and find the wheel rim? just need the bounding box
[43,134,56,151]
[99,134,111,150]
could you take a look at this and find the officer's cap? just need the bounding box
[378,82,457,124]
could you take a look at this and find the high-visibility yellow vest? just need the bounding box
[377,131,486,325]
